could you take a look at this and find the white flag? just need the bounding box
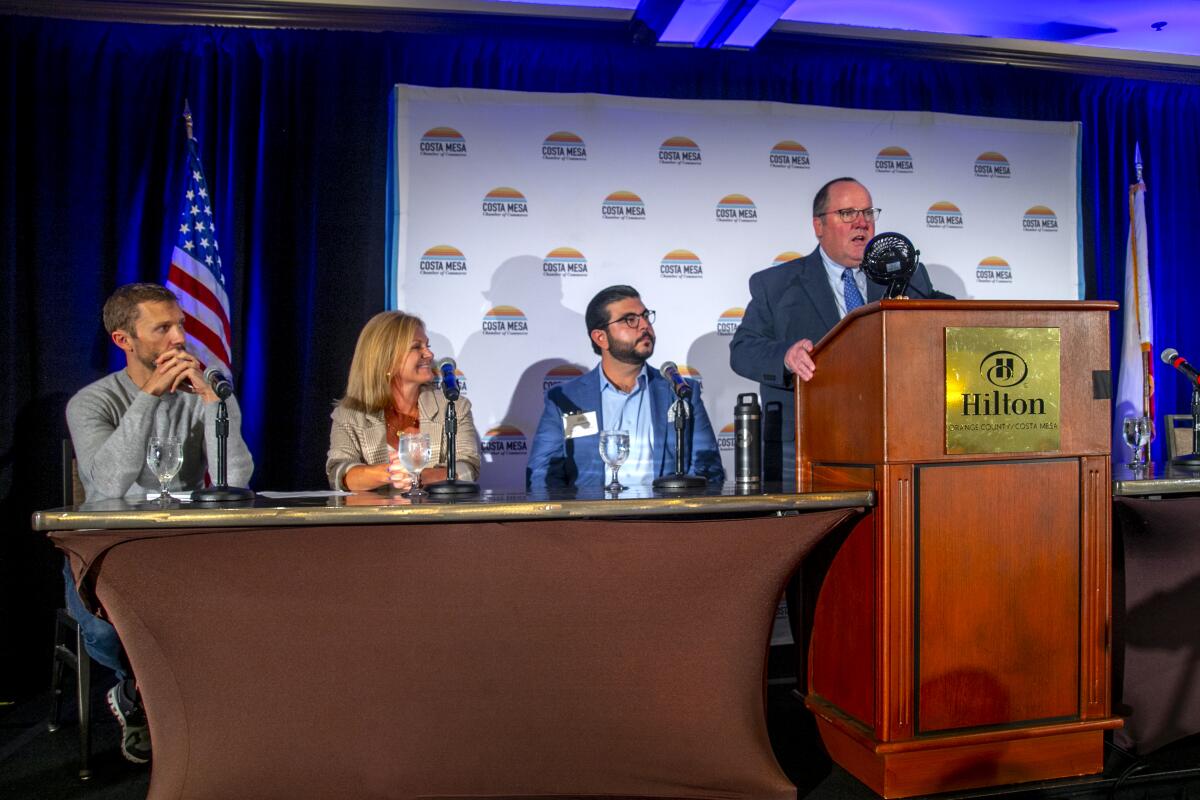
[1112,156,1152,457]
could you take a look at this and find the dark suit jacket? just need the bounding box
[728,247,942,478]
[526,364,724,489]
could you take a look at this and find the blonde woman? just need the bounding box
[327,311,480,491]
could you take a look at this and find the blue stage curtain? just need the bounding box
[2,12,1198,687]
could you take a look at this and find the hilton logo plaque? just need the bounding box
[945,327,1061,454]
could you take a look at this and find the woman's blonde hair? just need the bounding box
[339,311,426,412]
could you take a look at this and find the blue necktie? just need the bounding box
[842,268,865,314]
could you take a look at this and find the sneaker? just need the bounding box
[106,680,151,764]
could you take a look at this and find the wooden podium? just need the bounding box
[796,300,1121,798]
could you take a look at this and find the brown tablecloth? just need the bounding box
[1113,496,1200,754]
[54,509,858,800]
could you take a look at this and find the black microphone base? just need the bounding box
[1170,453,1200,470]
[191,485,256,503]
[653,474,707,491]
[426,479,480,496]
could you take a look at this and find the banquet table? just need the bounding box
[35,484,870,800]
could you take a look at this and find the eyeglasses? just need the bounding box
[820,207,882,223]
[601,309,656,329]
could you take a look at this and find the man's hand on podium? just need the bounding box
[785,339,816,382]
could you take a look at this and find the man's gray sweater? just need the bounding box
[66,370,254,501]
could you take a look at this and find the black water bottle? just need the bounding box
[734,392,761,485]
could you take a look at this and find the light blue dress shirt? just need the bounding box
[819,246,869,319]
[599,364,654,484]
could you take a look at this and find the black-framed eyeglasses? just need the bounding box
[820,207,882,223]
[601,309,656,329]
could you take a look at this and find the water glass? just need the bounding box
[398,432,432,497]
[598,430,630,494]
[146,436,183,506]
[1122,415,1153,468]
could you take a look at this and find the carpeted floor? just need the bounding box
[2,670,1198,800]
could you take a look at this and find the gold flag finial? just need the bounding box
[183,99,193,141]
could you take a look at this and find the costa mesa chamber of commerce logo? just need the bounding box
[419,127,467,157]
[659,136,702,165]
[418,245,468,276]
[1022,205,1058,232]
[926,201,964,229]
[974,151,1012,178]
[543,364,585,391]
[773,251,803,266]
[602,190,646,220]
[660,249,703,279]
[717,307,744,336]
[976,256,1013,284]
[769,140,811,170]
[875,146,914,174]
[481,305,530,335]
[543,247,588,277]
[482,187,529,217]
[715,194,757,222]
[718,422,736,452]
[676,364,702,383]
[482,425,528,456]
[542,131,587,161]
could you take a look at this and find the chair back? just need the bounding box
[1165,415,1195,460]
[61,439,84,507]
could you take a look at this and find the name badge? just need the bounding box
[562,411,598,440]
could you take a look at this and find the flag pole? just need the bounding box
[183,99,193,141]
[1131,143,1152,422]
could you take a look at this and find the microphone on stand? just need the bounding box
[436,357,462,400]
[191,366,255,503]
[861,232,920,299]
[652,361,706,491]
[426,356,479,496]
[1161,348,1200,387]
[659,361,693,399]
[1160,347,1200,470]
[204,366,235,399]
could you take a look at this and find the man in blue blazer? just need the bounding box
[729,177,948,481]
[527,285,725,489]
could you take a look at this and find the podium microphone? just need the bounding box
[436,357,461,400]
[659,361,692,399]
[1161,348,1200,387]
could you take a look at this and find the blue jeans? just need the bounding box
[62,559,128,681]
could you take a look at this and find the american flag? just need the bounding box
[166,136,233,376]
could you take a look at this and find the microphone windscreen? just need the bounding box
[1161,348,1179,364]
[660,361,678,376]
[436,356,457,372]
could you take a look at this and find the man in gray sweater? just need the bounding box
[64,282,253,763]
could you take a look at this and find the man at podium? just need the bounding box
[729,177,947,480]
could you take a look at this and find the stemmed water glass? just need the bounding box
[599,430,630,494]
[146,436,183,506]
[398,432,432,498]
[1122,415,1153,469]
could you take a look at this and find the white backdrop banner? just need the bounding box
[390,84,1082,491]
